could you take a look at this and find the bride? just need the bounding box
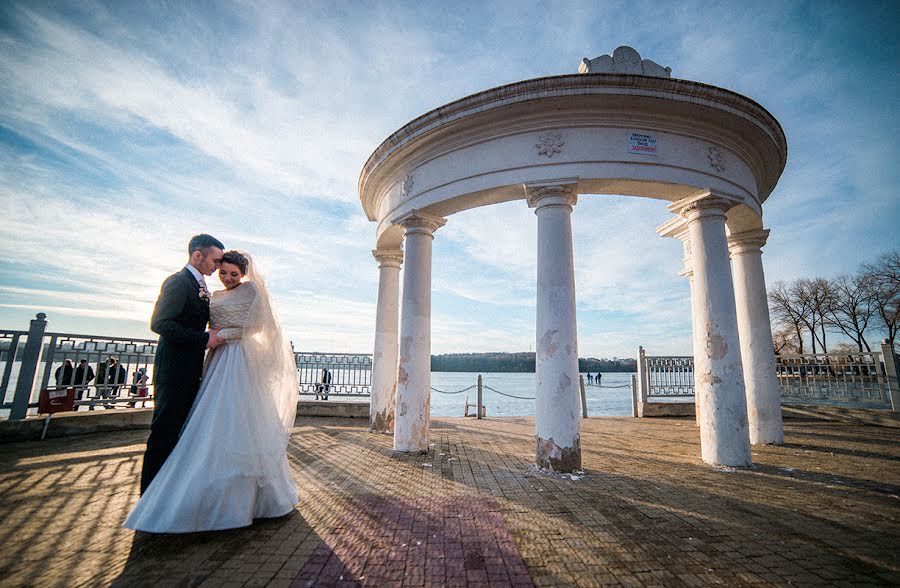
[125,250,298,533]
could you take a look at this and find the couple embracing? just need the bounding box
[125,234,298,533]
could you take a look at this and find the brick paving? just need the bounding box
[0,416,898,587]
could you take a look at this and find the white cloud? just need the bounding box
[0,0,897,360]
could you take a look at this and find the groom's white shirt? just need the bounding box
[185,264,205,288]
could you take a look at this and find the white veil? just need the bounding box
[238,252,299,476]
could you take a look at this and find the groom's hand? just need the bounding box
[206,328,223,348]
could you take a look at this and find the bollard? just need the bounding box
[477,374,483,419]
[10,313,48,420]
[579,374,588,418]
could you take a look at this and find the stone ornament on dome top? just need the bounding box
[535,133,565,158]
[372,249,404,268]
[524,180,579,211]
[579,46,672,78]
[392,210,447,237]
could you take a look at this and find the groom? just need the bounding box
[140,234,225,494]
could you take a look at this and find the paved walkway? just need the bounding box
[0,416,898,587]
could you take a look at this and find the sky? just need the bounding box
[0,0,898,358]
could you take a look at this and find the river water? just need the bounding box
[429,371,635,417]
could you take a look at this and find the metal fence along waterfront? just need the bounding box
[1,313,373,419]
[3,313,898,420]
[295,352,372,397]
[634,344,900,413]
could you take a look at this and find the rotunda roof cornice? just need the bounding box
[360,74,786,217]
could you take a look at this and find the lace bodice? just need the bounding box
[210,282,258,340]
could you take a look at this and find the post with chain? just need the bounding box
[10,313,48,420]
[881,339,900,411]
[630,374,638,417]
[476,374,483,419]
[579,374,588,418]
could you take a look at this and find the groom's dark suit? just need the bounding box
[140,267,210,493]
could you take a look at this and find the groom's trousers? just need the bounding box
[140,381,199,494]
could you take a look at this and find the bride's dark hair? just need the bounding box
[221,250,249,275]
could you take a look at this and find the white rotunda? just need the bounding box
[359,47,788,471]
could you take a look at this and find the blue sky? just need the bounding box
[0,0,897,357]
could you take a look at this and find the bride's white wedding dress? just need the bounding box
[125,274,299,533]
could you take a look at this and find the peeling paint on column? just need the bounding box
[706,330,728,360]
[538,329,558,358]
[397,366,409,385]
[557,372,571,394]
[371,408,394,434]
[535,435,581,472]
[699,371,722,385]
[410,419,428,454]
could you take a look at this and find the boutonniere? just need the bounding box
[199,287,210,301]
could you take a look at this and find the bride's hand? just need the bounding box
[207,327,223,348]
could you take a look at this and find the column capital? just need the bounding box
[657,216,694,279]
[728,229,770,256]
[392,209,447,237]
[372,249,404,268]
[524,178,579,211]
[668,191,742,221]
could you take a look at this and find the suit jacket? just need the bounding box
[151,268,210,385]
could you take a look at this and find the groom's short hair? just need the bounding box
[188,234,225,255]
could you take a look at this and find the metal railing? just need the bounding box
[2,313,372,420]
[634,343,900,413]
[0,329,26,408]
[295,352,372,398]
[775,351,892,407]
[39,332,159,410]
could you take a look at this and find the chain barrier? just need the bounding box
[430,384,476,395]
[482,385,535,400]
[430,379,629,399]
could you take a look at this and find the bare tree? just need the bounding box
[823,274,875,352]
[772,325,802,355]
[769,281,807,353]
[862,250,900,348]
[791,278,830,353]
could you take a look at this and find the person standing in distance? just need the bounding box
[140,234,225,493]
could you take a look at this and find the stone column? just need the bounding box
[526,180,581,472]
[370,249,404,433]
[672,193,751,466]
[393,210,446,452]
[675,227,703,425]
[729,229,784,445]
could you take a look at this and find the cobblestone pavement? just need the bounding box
[0,416,898,587]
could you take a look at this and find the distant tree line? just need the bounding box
[768,250,898,354]
[431,352,636,373]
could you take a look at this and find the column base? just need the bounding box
[535,435,581,472]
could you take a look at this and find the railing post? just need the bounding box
[39,334,58,392]
[881,340,900,411]
[579,374,588,418]
[10,313,47,420]
[0,333,21,404]
[476,374,483,420]
[630,374,638,417]
[636,346,648,417]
